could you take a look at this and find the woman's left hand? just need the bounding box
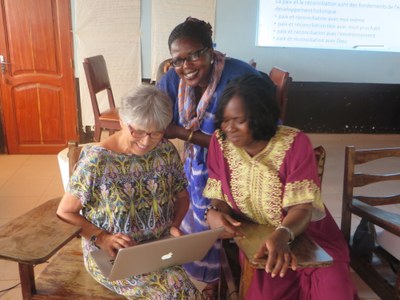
[170,226,183,237]
[254,203,312,277]
[97,232,135,258]
[254,230,298,278]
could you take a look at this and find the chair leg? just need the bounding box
[220,246,239,300]
[239,257,255,299]
[18,263,35,300]
[94,126,102,142]
[340,207,352,242]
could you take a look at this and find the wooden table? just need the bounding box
[0,198,80,264]
[0,198,81,299]
[234,221,333,269]
[0,197,125,299]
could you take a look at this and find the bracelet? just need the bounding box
[275,225,295,244]
[204,204,218,221]
[187,130,194,143]
[89,229,104,247]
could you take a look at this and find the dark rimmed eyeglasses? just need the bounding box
[171,47,209,68]
[127,125,164,140]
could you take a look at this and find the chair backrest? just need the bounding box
[68,140,83,176]
[341,146,400,241]
[83,55,116,118]
[340,145,400,299]
[156,58,173,83]
[314,145,326,185]
[269,67,292,123]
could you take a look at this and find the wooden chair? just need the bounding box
[314,145,326,185]
[0,141,125,299]
[341,146,400,300]
[155,58,173,83]
[83,55,121,142]
[220,145,327,299]
[269,66,292,123]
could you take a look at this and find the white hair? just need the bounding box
[119,84,172,130]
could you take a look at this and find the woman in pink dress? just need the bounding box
[203,74,359,300]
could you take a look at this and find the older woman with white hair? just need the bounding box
[57,84,202,299]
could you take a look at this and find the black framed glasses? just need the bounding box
[128,125,164,140]
[171,47,209,68]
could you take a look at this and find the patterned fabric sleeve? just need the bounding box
[203,132,224,201]
[156,69,180,124]
[67,145,98,206]
[281,132,326,221]
[167,141,188,195]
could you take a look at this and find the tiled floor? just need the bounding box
[1,133,399,299]
[0,154,65,300]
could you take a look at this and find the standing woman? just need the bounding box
[157,17,264,297]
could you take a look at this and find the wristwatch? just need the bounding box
[90,230,102,246]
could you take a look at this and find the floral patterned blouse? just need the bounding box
[67,139,201,299]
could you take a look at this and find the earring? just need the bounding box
[211,59,214,64]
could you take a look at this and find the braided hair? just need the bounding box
[168,17,213,51]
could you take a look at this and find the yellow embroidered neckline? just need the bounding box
[217,126,298,225]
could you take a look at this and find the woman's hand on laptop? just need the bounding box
[206,209,243,239]
[97,232,136,257]
[170,226,183,237]
[204,199,244,239]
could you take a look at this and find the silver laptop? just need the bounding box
[91,227,224,281]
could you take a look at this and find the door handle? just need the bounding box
[0,55,9,73]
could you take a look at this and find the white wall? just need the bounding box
[86,0,400,84]
[213,0,400,84]
[141,0,152,80]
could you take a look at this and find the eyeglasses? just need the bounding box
[171,47,209,68]
[128,125,164,140]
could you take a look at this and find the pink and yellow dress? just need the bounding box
[203,126,358,300]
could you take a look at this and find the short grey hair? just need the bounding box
[119,84,173,130]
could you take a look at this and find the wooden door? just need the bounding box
[0,0,77,154]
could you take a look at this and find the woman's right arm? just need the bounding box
[205,199,243,239]
[57,192,133,257]
[57,192,101,240]
[164,123,211,148]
